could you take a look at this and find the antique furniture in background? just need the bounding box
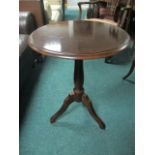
[123,41,135,80]
[78,0,120,22]
[78,0,134,64]
[19,11,38,90]
[123,59,135,80]
[19,0,47,26]
[19,11,42,123]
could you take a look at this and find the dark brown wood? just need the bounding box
[74,60,84,91]
[28,20,130,60]
[82,94,105,129]
[123,59,135,80]
[19,0,44,27]
[28,20,130,129]
[62,0,65,20]
[78,0,120,20]
[50,94,75,123]
[50,60,106,129]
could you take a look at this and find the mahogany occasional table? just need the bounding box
[28,20,130,129]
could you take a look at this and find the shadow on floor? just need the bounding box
[19,59,47,128]
[124,79,135,84]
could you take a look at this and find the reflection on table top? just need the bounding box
[28,20,130,60]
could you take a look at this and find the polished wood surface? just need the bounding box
[28,20,130,129]
[50,60,106,129]
[28,20,130,60]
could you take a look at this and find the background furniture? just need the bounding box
[78,0,134,33]
[105,0,134,63]
[78,0,120,23]
[123,59,135,79]
[19,0,47,26]
[19,11,39,90]
[123,41,135,80]
[28,20,130,129]
[19,11,44,124]
[78,0,135,64]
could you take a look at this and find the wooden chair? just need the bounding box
[123,40,135,80]
[78,0,134,29]
[78,0,134,63]
[78,0,126,25]
[123,59,135,80]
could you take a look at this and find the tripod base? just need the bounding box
[50,89,106,129]
[50,60,105,129]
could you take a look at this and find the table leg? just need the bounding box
[50,60,106,129]
[123,59,135,80]
[82,94,105,129]
[50,94,74,123]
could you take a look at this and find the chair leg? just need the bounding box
[32,55,45,68]
[123,59,135,80]
[105,56,113,63]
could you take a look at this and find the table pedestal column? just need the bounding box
[50,60,106,129]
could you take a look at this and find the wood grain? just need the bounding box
[28,20,130,60]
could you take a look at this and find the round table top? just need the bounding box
[28,20,130,60]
